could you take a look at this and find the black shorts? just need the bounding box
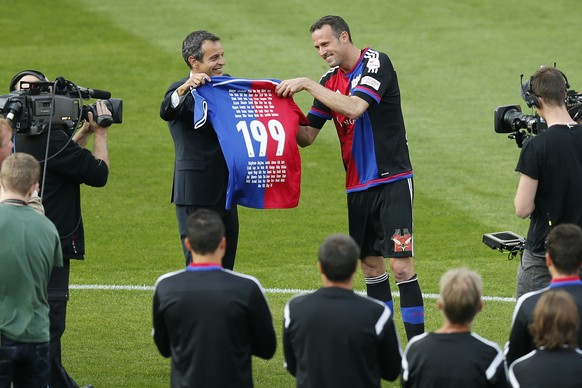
[347,178,414,259]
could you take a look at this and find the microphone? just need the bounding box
[77,86,111,100]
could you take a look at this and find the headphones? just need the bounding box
[520,68,570,109]
[9,69,49,92]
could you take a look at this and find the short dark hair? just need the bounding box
[529,289,579,350]
[530,67,569,108]
[186,209,225,255]
[181,30,221,67]
[318,233,359,282]
[310,15,352,43]
[546,223,582,274]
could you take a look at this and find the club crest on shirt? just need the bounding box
[392,229,412,252]
[366,57,380,72]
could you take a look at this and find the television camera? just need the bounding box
[0,77,122,136]
[494,83,582,148]
[486,68,582,258]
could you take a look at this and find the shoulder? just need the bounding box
[365,48,390,61]
[154,269,186,289]
[364,48,393,68]
[318,66,340,83]
[514,288,546,316]
[222,269,271,298]
[404,332,431,351]
[22,206,56,230]
[469,332,503,353]
[284,292,313,315]
[223,269,264,288]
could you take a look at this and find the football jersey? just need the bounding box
[193,77,308,209]
[505,278,582,366]
[402,332,506,388]
[307,48,413,193]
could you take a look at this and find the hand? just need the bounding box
[89,100,113,131]
[275,77,311,98]
[177,73,211,96]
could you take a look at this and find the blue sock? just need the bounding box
[398,274,425,340]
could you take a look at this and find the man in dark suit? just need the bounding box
[160,30,238,269]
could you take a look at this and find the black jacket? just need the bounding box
[160,78,229,206]
[15,129,108,259]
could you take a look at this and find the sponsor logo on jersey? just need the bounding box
[392,228,412,252]
[360,76,381,91]
[351,74,361,90]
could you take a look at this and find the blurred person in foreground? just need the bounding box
[513,66,582,298]
[0,118,13,166]
[0,152,63,387]
[11,69,112,388]
[276,15,424,339]
[401,268,507,387]
[283,233,402,388]
[508,290,582,387]
[152,209,276,388]
[0,117,43,213]
[505,223,582,366]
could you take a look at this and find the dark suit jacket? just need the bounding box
[160,78,228,206]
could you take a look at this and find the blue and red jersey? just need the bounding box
[307,48,413,193]
[193,76,308,209]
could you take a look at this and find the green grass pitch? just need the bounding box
[1,0,580,386]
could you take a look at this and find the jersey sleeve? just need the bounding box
[377,307,403,381]
[152,285,171,358]
[282,300,297,376]
[306,74,334,129]
[248,280,277,359]
[352,51,394,107]
[505,298,535,366]
[54,132,109,187]
[515,138,540,179]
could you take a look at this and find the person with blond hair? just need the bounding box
[0,152,63,387]
[401,268,507,387]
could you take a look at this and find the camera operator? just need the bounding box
[10,69,111,388]
[514,66,582,298]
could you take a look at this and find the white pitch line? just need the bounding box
[70,284,516,303]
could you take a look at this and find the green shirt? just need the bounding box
[0,204,63,343]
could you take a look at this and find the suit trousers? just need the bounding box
[176,204,239,269]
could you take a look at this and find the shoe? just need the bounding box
[81,385,94,388]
